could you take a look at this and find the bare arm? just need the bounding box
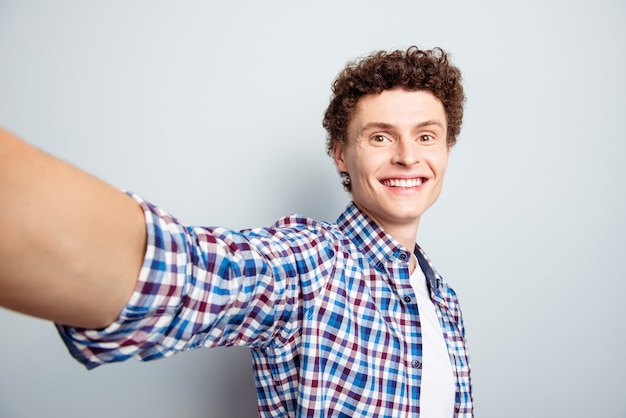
[0,128,146,329]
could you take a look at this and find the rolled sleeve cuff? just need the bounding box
[56,192,187,369]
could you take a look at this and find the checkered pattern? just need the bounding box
[58,196,472,417]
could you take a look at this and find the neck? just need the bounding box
[353,203,420,252]
[385,223,419,254]
[351,202,421,257]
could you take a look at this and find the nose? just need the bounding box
[391,138,419,166]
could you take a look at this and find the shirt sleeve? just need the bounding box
[56,194,335,369]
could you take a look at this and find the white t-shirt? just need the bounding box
[410,256,456,417]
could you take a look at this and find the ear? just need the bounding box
[332,143,349,172]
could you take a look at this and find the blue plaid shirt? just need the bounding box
[58,196,473,417]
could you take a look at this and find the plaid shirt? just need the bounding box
[58,196,473,417]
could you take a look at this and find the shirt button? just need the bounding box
[399,252,407,260]
[404,296,412,303]
[412,360,421,368]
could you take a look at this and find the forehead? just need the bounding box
[350,88,447,132]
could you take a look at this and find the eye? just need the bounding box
[418,134,434,142]
[371,134,391,144]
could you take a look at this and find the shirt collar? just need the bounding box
[336,201,443,292]
[415,244,444,294]
[336,202,409,271]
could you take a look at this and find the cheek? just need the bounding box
[428,150,449,174]
[352,150,387,173]
[437,158,449,175]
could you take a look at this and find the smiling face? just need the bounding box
[333,88,450,246]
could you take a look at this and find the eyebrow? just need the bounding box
[357,120,445,136]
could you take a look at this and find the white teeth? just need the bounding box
[382,178,424,188]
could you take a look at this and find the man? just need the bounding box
[0,46,472,416]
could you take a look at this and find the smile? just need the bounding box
[381,178,424,188]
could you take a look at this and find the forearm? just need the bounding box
[0,128,146,329]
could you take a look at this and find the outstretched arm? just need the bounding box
[0,128,146,329]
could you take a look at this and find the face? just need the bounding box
[333,88,450,240]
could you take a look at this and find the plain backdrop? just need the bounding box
[1,1,625,417]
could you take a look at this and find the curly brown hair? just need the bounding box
[322,46,465,190]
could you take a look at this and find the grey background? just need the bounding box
[1,1,625,417]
